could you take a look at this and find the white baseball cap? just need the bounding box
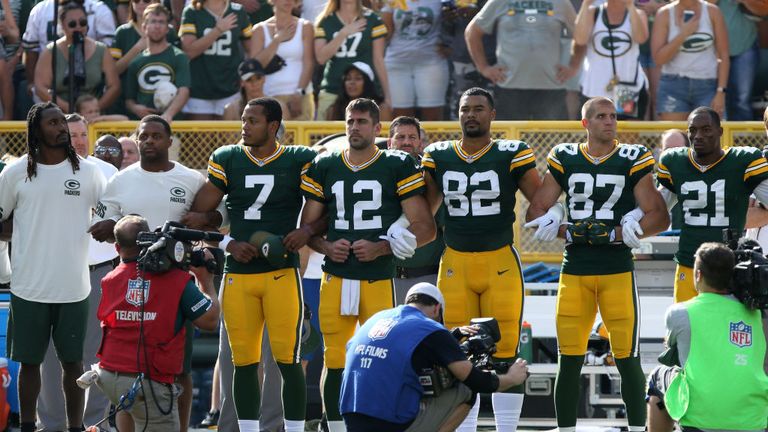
[405,282,444,308]
[348,61,375,82]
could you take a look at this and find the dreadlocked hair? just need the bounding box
[26,102,80,180]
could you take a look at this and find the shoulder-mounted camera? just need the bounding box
[137,221,225,275]
[723,229,768,310]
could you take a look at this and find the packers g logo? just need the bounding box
[592,30,632,57]
[170,187,186,197]
[137,63,174,92]
[681,33,714,53]
[65,179,80,190]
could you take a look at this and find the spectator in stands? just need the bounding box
[93,134,124,169]
[0,0,19,120]
[110,0,178,116]
[439,0,495,120]
[180,0,253,120]
[223,58,266,120]
[636,0,664,120]
[33,1,120,112]
[125,3,190,121]
[118,135,139,169]
[314,0,391,121]
[326,61,390,120]
[381,0,448,120]
[651,0,729,120]
[660,128,689,151]
[714,0,767,120]
[466,0,579,120]
[23,0,116,103]
[75,94,128,122]
[744,107,768,252]
[574,0,650,120]
[250,0,315,120]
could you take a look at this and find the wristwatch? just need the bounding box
[296,88,307,95]
[716,87,727,93]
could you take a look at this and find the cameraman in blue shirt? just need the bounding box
[340,283,529,431]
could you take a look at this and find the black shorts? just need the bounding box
[646,365,680,409]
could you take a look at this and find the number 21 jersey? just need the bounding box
[657,146,768,268]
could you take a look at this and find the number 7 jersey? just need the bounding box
[207,144,317,274]
[548,142,655,275]
[657,146,768,268]
[421,140,536,252]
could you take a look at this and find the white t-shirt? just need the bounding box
[21,0,116,52]
[0,156,106,302]
[87,156,119,265]
[93,161,205,229]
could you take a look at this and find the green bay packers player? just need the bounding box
[421,87,541,432]
[526,97,669,432]
[300,98,435,432]
[189,98,315,432]
[657,106,768,303]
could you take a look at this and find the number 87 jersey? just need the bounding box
[548,142,655,275]
[421,140,536,252]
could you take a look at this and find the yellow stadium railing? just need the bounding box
[1,120,766,263]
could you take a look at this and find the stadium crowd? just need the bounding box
[0,0,767,122]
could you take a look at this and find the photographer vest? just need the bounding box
[97,262,190,384]
[664,293,768,429]
[340,305,445,424]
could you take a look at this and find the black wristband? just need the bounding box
[462,366,500,393]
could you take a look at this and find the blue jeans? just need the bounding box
[727,41,759,120]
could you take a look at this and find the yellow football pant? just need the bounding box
[674,264,697,303]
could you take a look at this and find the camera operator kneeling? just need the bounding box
[647,242,768,432]
[340,283,529,432]
[95,216,220,430]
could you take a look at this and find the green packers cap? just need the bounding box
[249,231,288,268]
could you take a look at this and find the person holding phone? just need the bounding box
[650,0,729,119]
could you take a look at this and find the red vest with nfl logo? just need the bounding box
[98,261,190,384]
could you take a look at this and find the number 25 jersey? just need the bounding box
[657,146,768,268]
[548,142,655,275]
[421,140,536,252]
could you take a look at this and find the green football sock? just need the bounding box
[615,356,647,427]
[322,368,344,421]
[233,363,261,420]
[277,362,306,420]
[554,354,584,427]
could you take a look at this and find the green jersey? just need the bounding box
[657,146,768,268]
[207,144,316,274]
[109,22,181,116]
[421,140,536,252]
[124,45,191,118]
[315,9,387,94]
[179,2,252,100]
[548,142,655,275]
[301,149,425,280]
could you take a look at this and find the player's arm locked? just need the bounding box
[525,171,567,242]
[381,195,437,260]
[618,173,671,248]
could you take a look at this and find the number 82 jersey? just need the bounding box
[421,140,536,252]
[548,142,655,275]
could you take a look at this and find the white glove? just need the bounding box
[380,224,417,259]
[620,207,645,249]
[523,203,565,242]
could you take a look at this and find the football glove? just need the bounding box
[380,215,417,260]
[565,219,590,244]
[524,203,565,242]
[586,219,616,246]
[620,207,645,249]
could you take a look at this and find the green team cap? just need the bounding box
[249,231,288,268]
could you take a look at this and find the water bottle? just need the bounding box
[0,357,11,430]
[519,321,533,362]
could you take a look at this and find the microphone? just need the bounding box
[168,227,224,242]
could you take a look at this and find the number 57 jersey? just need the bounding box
[548,142,655,275]
[421,140,536,252]
[657,146,768,268]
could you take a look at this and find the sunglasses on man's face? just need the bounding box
[67,18,88,28]
[94,146,121,157]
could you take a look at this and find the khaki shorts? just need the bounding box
[96,368,180,431]
[406,383,473,432]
